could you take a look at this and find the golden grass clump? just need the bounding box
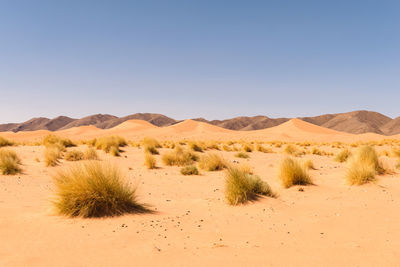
[43,134,75,149]
[335,149,351,163]
[83,147,98,160]
[256,144,273,153]
[234,152,250,159]
[0,136,13,147]
[279,157,312,188]
[44,146,62,167]
[0,149,22,175]
[52,161,146,217]
[180,165,199,175]
[222,144,232,152]
[95,136,126,155]
[225,166,275,205]
[198,153,227,171]
[303,159,316,170]
[143,137,161,155]
[188,141,204,152]
[241,143,253,152]
[346,145,385,185]
[64,150,84,161]
[144,152,157,169]
[162,146,198,166]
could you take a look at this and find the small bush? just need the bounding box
[52,161,146,217]
[43,134,75,149]
[144,153,157,169]
[303,159,315,170]
[180,165,199,175]
[279,157,312,188]
[44,146,62,167]
[0,149,21,175]
[346,145,384,185]
[143,137,160,155]
[198,153,227,171]
[95,136,126,154]
[83,147,98,160]
[162,146,198,166]
[284,144,303,157]
[0,137,13,147]
[64,150,84,161]
[225,166,275,205]
[242,143,253,152]
[235,152,250,159]
[189,142,204,152]
[256,144,273,153]
[335,149,351,163]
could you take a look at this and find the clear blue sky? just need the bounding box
[0,0,399,123]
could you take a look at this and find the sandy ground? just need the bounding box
[1,145,400,267]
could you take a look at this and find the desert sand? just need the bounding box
[1,119,400,266]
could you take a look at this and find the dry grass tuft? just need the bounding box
[256,144,273,153]
[143,137,160,155]
[279,157,312,188]
[95,136,126,155]
[303,159,316,170]
[64,150,84,161]
[188,142,204,152]
[335,149,351,163]
[162,146,198,166]
[346,145,384,185]
[52,161,147,217]
[242,143,253,152]
[144,152,157,169]
[83,147,98,160]
[43,134,75,149]
[235,152,249,159]
[0,149,22,175]
[44,146,62,167]
[0,137,13,147]
[225,166,275,205]
[198,153,227,171]
[180,165,199,175]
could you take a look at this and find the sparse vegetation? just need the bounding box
[346,145,384,185]
[279,157,312,188]
[188,142,204,152]
[180,165,199,175]
[144,152,157,169]
[335,149,351,163]
[95,136,126,155]
[225,166,275,205]
[256,144,273,153]
[0,137,13,147]
[64,150,84,161]
[143,137,160,155]
[304,159,316,170]
[52,161,146,217]
[83,147,98,160]
[44,146,62,167]
[162,146,198,166]
[43,134,75,149]
[0,149,21,175]
[242,143,253,152]
[235,152,249,159]
[198,153,227,171]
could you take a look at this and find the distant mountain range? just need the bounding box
[1,110,399,136]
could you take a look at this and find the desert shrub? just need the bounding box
[303,159,315,170]
[225,166,275,205]
[346,145,384,185]
[335,149,351,163]
[311,147,322,155]
[0,149,21,175]
[143,137,160,155]
[162,146,198,166]
[188,142,204,152]
[222,145,232,152]
[83,147,98,160]
[284,144,300,156]
[95,136,126,154]
[180,165,199,175]
[44,146,62,167]
[279,157,312,188]
[235,152,249,159]
[256,144,273,153]
[64,150,84,161]
[52,161,146,217]
[144,153,157,169]
[0,137,13,147]
[205,141,220,150]
[242,143,253,152]
[43,134,75,149]
[198,153,227,171]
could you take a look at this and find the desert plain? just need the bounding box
[1,118,400,267]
